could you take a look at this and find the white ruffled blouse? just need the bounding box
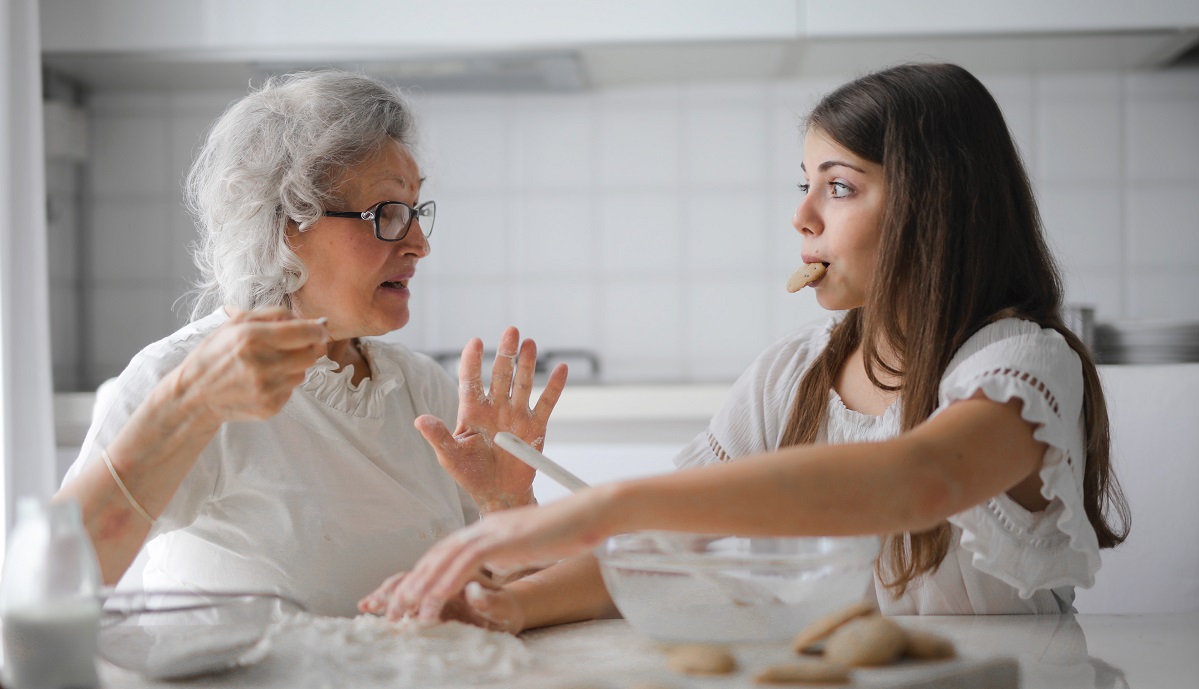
[63,310,478,617]
[674,314,1097,614]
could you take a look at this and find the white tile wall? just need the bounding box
[598,191,682,274]
[511,192,597,275]
[510,96,595,190]
[684,279,771,380]
[87,284,178,381]
[681,101,768,188]
[601,279,685,382]
[61,67,1199,390]
[597,104,680,188]
[1126,188,1199,269]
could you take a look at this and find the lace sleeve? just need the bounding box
[936,319,1100,597]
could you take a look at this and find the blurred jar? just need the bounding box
[0,498,102,689]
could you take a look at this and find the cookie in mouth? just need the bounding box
[786,262,828,293]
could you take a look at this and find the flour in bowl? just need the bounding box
[273,613,533,688]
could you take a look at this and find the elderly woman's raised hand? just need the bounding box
[415,326,568,513]
[174,307,330,424]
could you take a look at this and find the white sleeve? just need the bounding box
[64,341,221,540]
[937,319,1100,597]
[673,319,833,470]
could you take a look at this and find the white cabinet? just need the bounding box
[42,1,1199,58]
[39,0,802,56]
[804,0,1199,37]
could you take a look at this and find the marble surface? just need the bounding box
[88,612,1197,689]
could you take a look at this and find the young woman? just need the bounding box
[360,63,1130,626]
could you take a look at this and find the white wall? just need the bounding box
[63,66,1199,388]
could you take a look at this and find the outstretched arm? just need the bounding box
[370,395,1047,620]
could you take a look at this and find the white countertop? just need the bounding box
[56,363,1199,444]
[93,613,1197,688]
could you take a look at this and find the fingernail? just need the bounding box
[465,581,485,603]
[315,316,328,325]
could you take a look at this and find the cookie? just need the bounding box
[664,644,738,676]
[903,628,956,660]
[823,616,907,667]
[790,601,877,654]
[754,660,851,685]
[786,262,827,293]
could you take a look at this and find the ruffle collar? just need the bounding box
[826,389,901,429]
[300,339,403,418]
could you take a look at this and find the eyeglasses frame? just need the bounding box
[323,200,436,242]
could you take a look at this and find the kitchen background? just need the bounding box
[42,62,1199,392]
[33,1,1199,612]
[39,3,1199,393]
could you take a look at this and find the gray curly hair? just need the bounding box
[185,70,416,319]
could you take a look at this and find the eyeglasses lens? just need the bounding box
[414,203,435,237]
[377,202,435,240]
[377,203,410,241]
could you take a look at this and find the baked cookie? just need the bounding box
[754,660,851,685]
[903,628,956,660]
[786,262,827,293]
[664,644,738,676]
[823,616,907,667]
[790,601,877,654]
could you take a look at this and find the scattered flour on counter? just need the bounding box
[271,612,533,688]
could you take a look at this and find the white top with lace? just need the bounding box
[62,310,478,617]
[674,314,1096,614]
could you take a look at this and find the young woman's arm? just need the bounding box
[616,395,1047,537]
[370,395,1045,620]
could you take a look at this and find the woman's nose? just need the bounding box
[793,196,820,236]
[400,227,431,258]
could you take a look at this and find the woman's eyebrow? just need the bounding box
[369,175,424,191]
[800,160,867,174]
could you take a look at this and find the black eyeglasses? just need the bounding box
[324,200,436,241]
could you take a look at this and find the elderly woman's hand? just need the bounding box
[359,567,526,633]
[415,326,567,513]
[174,307,330,425]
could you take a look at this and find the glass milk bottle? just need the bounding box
[0,498,102,689]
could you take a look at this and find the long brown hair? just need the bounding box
[780,64,1130,596]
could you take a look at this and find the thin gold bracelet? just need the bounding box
[100,448,156,525]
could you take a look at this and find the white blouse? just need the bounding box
[63,310,478,617]
[674,314,1098,614]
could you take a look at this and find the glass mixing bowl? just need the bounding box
[98,591,305,680]
[596,532,879,643]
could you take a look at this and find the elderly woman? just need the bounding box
[56,71,566,616]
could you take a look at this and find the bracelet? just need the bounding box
[100,448,156,525]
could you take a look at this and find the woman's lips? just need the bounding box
[379,278,411,297]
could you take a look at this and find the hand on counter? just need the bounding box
[360,484,614,622]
